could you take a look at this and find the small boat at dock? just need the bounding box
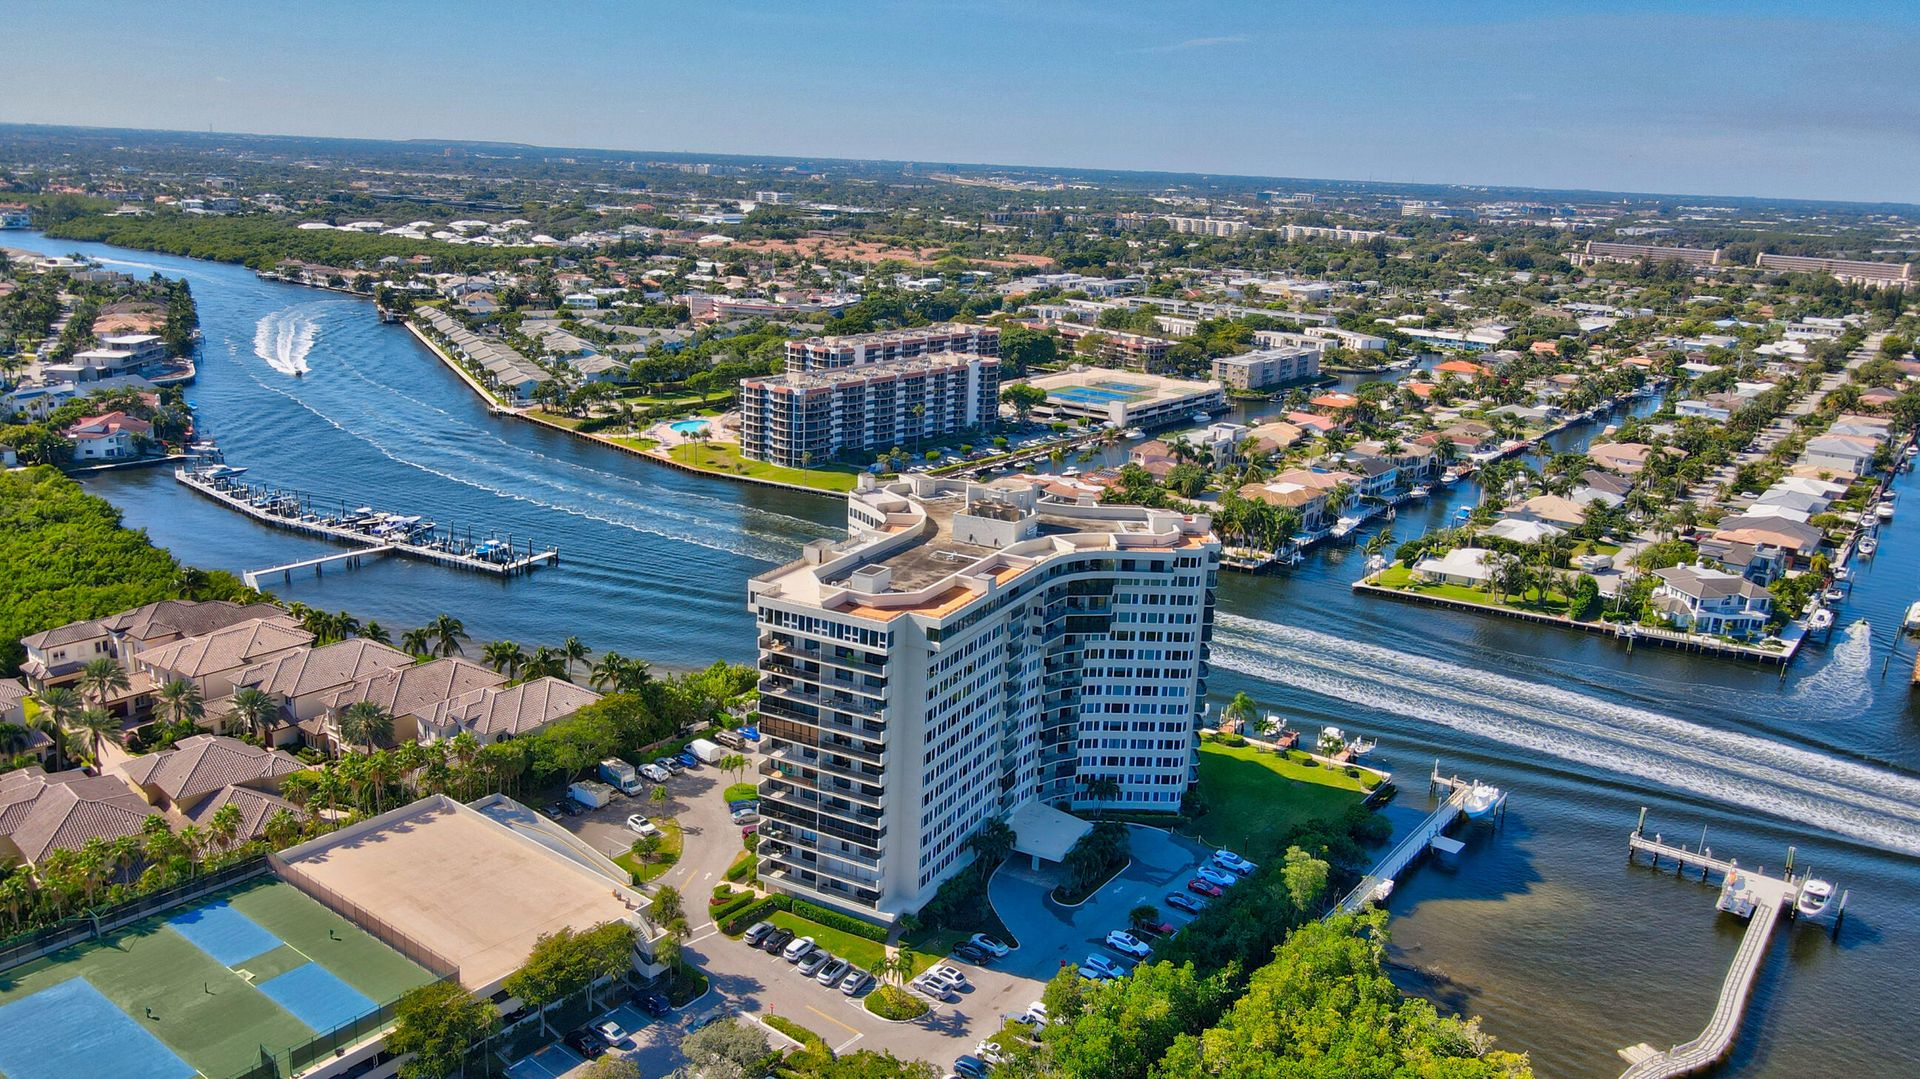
[1462,782,1505,820]
[1876,503,1895,521]
[1808,609,1834,632]
[1796,878,1834,918]
[1903,601,1920,631]
[1859,536,1878,556]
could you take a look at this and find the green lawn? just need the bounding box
[1192,740,1370,853]
[1374,565,1572,616]
[526,409,585,429]
[724,782,760,803]
[606,435,659,452]
[613,816,684,883]
[667,442,860,492]
[767,911,888,972]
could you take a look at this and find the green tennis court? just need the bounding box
[0,876,433,1079]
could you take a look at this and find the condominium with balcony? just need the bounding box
[747,474,1219,922]
[737,352,999,468]
[784,323,1000,373]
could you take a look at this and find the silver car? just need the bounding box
[815,956,850,985]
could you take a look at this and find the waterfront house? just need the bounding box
[19,600,282,697]
[1128,440,1179,480]
[315,658,505,749]
[1508,493,1588,528]
[413,677,600,745]
[1483,518,1565,544]
[1711,514,1825,562]
[133,616,313,703]
[1411,547,1497,588]
[1588,441,1679,475]
[1650,565,1773,637]
[229,638,416,745]
[1802,433,1881,477]
[1695,536,1788,585]
[1246,420,1306,453]
[62,410,152,461]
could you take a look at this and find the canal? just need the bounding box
[10,232,1920,1078]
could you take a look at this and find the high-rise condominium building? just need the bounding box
[748,475,1219,922]
[784,323,999,373]
[737,353,999,468]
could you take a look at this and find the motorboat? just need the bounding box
[1462,782,1505,820]
[1903,600,1920,631]
[1808,609,1835,632]
[1796,878,1835,918]
[1368,879,1395,904]
[1191,412,1212,424]
[1408,485,1431,499]
[1822,586,1846,603]
[1876,503,1895,521]
[1123,427,1146,439]
[1330,516,1361,539]
[1365,553,1389,574]
[1859,535,1878,555]
[1833,565,1851,581]
[1317,726,1349,756]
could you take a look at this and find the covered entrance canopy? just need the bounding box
[1008,800,1093,866]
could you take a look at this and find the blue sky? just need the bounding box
[7,1,1919,203]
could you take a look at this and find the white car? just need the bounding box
[625,815,659,837]
[782,935,817,962]
[967,933,1010,957]
[1195,864,1238,888]
[592,1018,630,1047]
[1104,930,1151,958]
[1082,954,1127,978]
[924,965,970,991]
[639,763,672,784]
[1213,849,1257,875]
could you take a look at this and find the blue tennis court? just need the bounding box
[256,963,378,1034]
[167,899,283,965]
[1052,382,1150,404]
[0,977,196,1079]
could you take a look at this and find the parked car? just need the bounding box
[783,936,817,963]
[639,763,672,784]
[593,1018,631,1047]
[564,1028,607,1059]
[637,991,671,1017]
[731,809,760,826]
[1077,964,1115,981]
[1082,954,1127,978]
[1166,891,1207,913]
[727,799,760,814]
[953,1054,988,1077]
[1195,865,1237,888]
[797,949,831,976]
[544,801,571,819]
[678,750,701,769]
[654,756,685,774]
[761,927,795,954]
[952,941,992,964]
[1213,849,1257,875]
[1104,930,1151,958]
[1187,878,1224,898]
[1132,917,1176,937]
[742,921,775,947]
[815,957,850,985]
[1022,1001,1048,1027]
[839,969,873,996]
[740,725,761,742]
[924,965,970,991]
[625,814,659,837]
[967,933,1010,957]
[714,729,747,750]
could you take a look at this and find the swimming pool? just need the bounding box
[669,419,711,435]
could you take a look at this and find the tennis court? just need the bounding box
[0,875,434,1079]
[1049,381,1152,404]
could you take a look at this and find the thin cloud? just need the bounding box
[1139,35,1248,54]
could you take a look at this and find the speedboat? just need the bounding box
[1808,609,1835,632]
[1123,427,1146,439]
[1796,878,1834,918]
[1368,879,1395,904]
[1833,565,1851,581]
[1462,782,1505,820]
[1191,412,1212,424]
[1408,485,1431,499]
[1859,536,1878,555]
[1903,600,1920,631]
[1822,586,1846,603]
[1876,503,1895,521]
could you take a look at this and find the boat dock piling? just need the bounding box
[1329,762,1499,917]
[1616,811,1847,1078]
[175,467,558,580]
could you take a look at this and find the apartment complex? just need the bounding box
[1211,346,1322,391]
[738,352,1000,467]
[1163,216,1248,237]
[1276,223,1386,244]
[784,324,1000,373]
[748,475,1219,921]
[1579,239,1723,268]
[1754,252,1913,289]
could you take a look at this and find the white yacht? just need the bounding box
[1808,609,1835,632]
[1822,586,1846,604]
[1462,782,1505,820]
[1876,502,1895,521]
[1408,485,1431,499]
[1903,601,1920,631]
[1191,412,1212,424]
[1122,427,1146,439]
[1859,535,1878,556]
[1796,878,1835,918]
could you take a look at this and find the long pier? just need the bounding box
[1330,764,1497,916]
[175,468,558,578]
[1616,815,1846,1079]
[243,547,394,589]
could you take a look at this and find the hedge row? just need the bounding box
[788,898,887,942]
[724,852,759,882]
[710,893,757,924]
[721,896,786,936]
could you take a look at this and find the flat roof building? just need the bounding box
[784,323,999,374]
[748,474,1219,922]
[1027,368,1226,430]
[1211,346,1321,391]
[739,351,999,468]
[1755,252,1913,289]
[1579,240,1723,268]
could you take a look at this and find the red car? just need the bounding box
[1133,919,1176,937]
[1186,878,1223,898]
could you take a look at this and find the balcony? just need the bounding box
[763,655,887,699]
[766,744,884,787]
[758,703,888,754]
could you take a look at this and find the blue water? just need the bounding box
[8,231,1920,1077]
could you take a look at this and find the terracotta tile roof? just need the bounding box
[20,618,111,651]
[183,783,301,840]
[417,677,600,741]
[233,639,414,700]
[100,600,281,644]
[114,734,303,806]
[321,657,505,719]
[0,678,28,718]
[0,767,158,865]
[135,617,312,679]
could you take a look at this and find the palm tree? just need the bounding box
[1221,691,1258,734]
[78,657,130,710]
[30,686,81,771]
[337,701,393,754]
[589,651,630,692]
[361,750,399,815]
[208,803,244,856]
[155,678,204,729]
[521,646,565,681]
[1081,775,1123,820]
[70,707,123,767]
[482,640,527,679]
[427,614,469,657]
[401,627,435,658]
[263,808,302,850]
[360,620,392,646]
[560,636,590,680]
[228,687,279,743]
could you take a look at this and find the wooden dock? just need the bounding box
[1330,764,1495,917]
[175,468,558,579]
[1616,816,1845,1079]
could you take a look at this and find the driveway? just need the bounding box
[987,824,1213,981]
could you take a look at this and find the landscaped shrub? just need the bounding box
[721,897,783,936]
[864,985,928,1021]
[789,898,887,942]
[710,893,757,924]
[724,851,758,882]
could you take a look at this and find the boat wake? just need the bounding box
[1788,620,1873,711]
[253,306,320,376]
[1211,613,1920,857]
